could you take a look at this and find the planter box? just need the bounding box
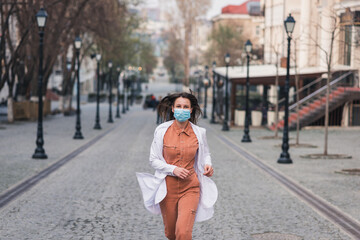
[13,100,51,120]
[251,110,262,126]
[13,101,31,120]
[44,100,51,115]
[234,110,245,126]
[267,111,285,126]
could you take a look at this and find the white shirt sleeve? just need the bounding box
[149,136,177,176]
[202,129,212,166]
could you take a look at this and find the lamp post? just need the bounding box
[222,53,230,131]
[278,14,295,164]
[122,74,126,114]
[130,68,135,106]
[242,40,252,143]
[197,69,201,103]
[126,79,130,111]
[73,37,84,139]
[203,65,209,119]
[0,34,2,66]
[217,75,224,122]
[107,61,114,123]
[210,61,217,124]
[32,8,48,159]
[94,54,102,129]
[116,66,121,118]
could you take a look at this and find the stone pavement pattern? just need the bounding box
[0,105,353,239]
[0,103,115,194]
[222,126,360,224]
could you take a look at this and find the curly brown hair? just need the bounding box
[157,92,202,124]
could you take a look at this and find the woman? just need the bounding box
[136,92,218,240]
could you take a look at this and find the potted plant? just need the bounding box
[87,92,96,102]
[251,105,262,127]
[234,105,246,126]
[100,93,107,102]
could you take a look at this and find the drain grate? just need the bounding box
[300,153,352,159]
[252,232,303,240]
[335,169,360,176]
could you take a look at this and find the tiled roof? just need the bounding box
[221,0,260,15]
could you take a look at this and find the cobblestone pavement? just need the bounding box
[0,102,119,194]
[214,124,360,226]
[0,105,356,239]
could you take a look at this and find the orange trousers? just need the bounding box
[160,172,200,240]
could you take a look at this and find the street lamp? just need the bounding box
[203,65,210,119]
[278,13,295,164]
[73,36,84,139]
[94,54,102,129]
[242,40,252,143]
[222,53,230,131]
[197,70,201,103]
[116,66,121,118]
[210,61,217,124]
[122,73,127,114]
[107,61,114,123]
[126,78,130,111]
[32,8,48,159]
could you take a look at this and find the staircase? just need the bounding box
[270,71,360,130]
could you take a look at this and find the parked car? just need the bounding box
[143,94,158,110]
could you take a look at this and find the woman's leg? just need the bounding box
[160,196,178,240]
[175,189,200,240]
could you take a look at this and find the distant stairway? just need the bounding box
[270,71,360,130]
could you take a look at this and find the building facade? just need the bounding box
[257,0,360,127]
[261,0,360,72]
[212,0,360,127]
[212,0,264,55]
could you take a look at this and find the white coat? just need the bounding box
[136,120,218,222]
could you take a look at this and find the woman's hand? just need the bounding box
[203,164,214,177]
[173,167,190,179]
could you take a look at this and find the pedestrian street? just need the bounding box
[0,104,354,240]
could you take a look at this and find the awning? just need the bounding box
[214,64,356,86]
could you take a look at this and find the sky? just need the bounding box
[141,0,247,20]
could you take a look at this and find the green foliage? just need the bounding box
[94,5,157,76]
[163,32,184,82]
[139,41,158,75]
[203,24,245,67]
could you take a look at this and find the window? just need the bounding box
[344,26,352,66]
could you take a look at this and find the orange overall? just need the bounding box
[160,121,200,240]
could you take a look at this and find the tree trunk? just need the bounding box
[59,95,65,112]
[66,94,73,113]
[324,72,331,155]
[183,25,190,87]
[295,74,300,145]
[274,65,279,138]
[7,97,14,123]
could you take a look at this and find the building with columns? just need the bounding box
[261,0,360,71]
[213,0,360,128]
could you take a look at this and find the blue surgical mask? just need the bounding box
[174,108,191,122]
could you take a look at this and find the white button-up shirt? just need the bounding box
[136,120,218,222]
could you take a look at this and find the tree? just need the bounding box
[175,0,211,86]
[163,30,183,83]
[0,2,18,122]
[261,41,282,140]
[139,41,157,77]
[204,24,245,67]
[0,0,141,120]
[306,4,350,157]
